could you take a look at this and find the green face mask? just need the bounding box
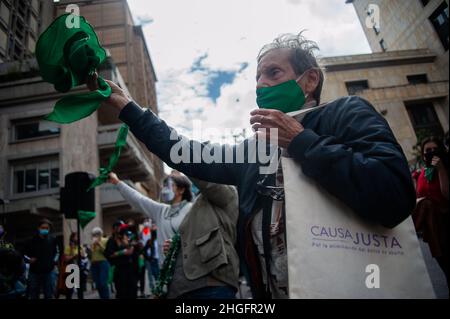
[256,76,307,113]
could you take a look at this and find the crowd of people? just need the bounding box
[0,216,161,299]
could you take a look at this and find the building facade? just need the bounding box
[321,0,449,162]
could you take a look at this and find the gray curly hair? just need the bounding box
[257,31,324,104]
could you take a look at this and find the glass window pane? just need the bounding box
[51,168,59,189]
[13,170,24,194]
[25,169,37,192]
[14,120,60,141]
[38,169,50,190]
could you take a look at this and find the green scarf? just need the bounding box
[424,167,435,183]
[87,124,129,191]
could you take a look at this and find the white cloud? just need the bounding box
[127,0,371,141]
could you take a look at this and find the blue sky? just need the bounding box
[127,0,371,141]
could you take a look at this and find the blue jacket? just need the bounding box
[119,95,416,297]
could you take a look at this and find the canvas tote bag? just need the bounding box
[282,156,435,298]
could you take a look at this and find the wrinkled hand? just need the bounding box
[250,109,304,149]
[86,72,132,110]
[163,239,172,256]
[108,172,120,185]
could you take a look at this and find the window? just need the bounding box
[12,159,59,194]
[0,2,10,26]
[379,39,387,51]
[405,101,444,138]
[421,0,430,7]
[407,74,429,85]
[429,2,449,50]
[346,80,369,95]
[12,117,60,141]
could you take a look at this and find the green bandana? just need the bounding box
[36,14,111,123]
[87,124,129,191]
[256,79,306,113]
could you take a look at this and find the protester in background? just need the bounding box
[161,178,239,299]
[413,136,449,291]
[104,223,136,299]
[143,223,160,295]
[108,172,193,267]
[25,219,58,299]
[89,32,416,298]
[105,220,122,296]
[90,227,110,299]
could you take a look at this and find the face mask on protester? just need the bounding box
[39,229,49,236]
[256,69,312,113]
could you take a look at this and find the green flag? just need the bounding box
[77,210,96,229]
[87,124,129,191]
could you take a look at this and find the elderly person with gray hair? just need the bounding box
[88,32,415,299]
[90,227,110,299]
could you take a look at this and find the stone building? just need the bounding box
[321,0,449,162]
[0,0,163,248]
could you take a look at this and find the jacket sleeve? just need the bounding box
[116,181,167,221]
[190,177,238,209]
[287,97,416,228]
[119,102,242,186]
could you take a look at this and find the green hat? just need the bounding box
[36,13,111,124]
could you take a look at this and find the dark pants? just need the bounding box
[91,260,110,299]
[114,265,136,299]
[28,272,54,299]
[178,286,236,299]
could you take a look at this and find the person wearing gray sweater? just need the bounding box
[108,172,193,266]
